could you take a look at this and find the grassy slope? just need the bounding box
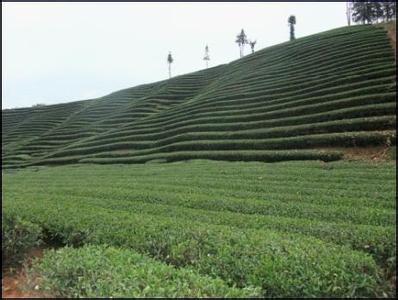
[3,160,396,297]
[2,24,396,168]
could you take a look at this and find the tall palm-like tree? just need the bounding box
[288,15,296,41]
[167,52,173,79]
[235,29,248,58]
[203,45,210,68]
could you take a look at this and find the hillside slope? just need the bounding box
[2,25,396,168]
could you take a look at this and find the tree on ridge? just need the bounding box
[350,0,396,24]
[203,45,210,68]
[380,0,396,22]
[352,1,374,24]
[249,40,257,54]
[288,15,296,41]
[373,1,384,23]
[167,52,174,79]
[236,29,248,58]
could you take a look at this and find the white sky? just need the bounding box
[2,2,347,109]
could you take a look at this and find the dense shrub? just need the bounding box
[4,195,385,297]
[3,160,395,297]
[27,245,260,298]
[388,146,396,160]
[2,214,41,266]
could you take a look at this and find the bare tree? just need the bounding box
[203,45,210,68]
[249,40,257,54]
[167,52,173,78]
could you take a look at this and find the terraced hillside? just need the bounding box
[2,24,396,168]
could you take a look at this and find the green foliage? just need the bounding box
[288,15,296,40]
[2,23,396,298]
[28,245,259,298]
[43,115,396,159]
[352,1,375,24]
[388,146,396,160]
[2,214,42,266]
[3,161,396,297]
[351,0,396,24]
[64,101,395,149]
[79,149,343,164]
[8,199,383,297]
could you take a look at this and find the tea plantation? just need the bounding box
[2,24,396,298]
[2,25,396,167]
[2,161,396,297]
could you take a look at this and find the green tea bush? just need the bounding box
[28,245,260,298]
[2,213,42,266]
[76,102,395,148]
[389,146,396,160]
[4,197,385,297]
[79,149,344,165]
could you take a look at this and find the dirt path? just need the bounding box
[382,21,396,59]
[2,248,53,299]
[318,146,395,162]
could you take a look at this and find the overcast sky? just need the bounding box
[2,2,348,109]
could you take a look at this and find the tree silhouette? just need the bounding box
[381,0,396,22]
[235,29,248,58]
[288,15,296,41]
[167,52,173,79]
[352,1,373,24]
[350,1,396,24]
[373,1,384,23]
[203,45,210,68]
[249,40,257,54]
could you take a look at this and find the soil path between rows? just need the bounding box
[2,247,53,298]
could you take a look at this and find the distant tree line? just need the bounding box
[349,1,396,25]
